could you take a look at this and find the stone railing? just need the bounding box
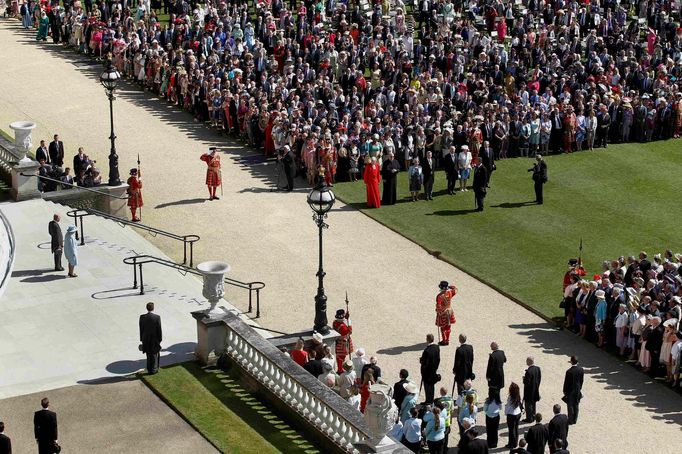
[220,313,395,453]
[0,209,16,300]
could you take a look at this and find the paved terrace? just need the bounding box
[1,20,681,452]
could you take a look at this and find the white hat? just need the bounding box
[312,332,323,343]
[355,348,365,357]
[403,382,419,394]
[596,290,606,298]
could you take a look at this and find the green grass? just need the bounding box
[333,141,682,320]
[142,363,321,454]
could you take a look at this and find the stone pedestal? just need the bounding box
[10,160,41,201]
[191,310,232,365]
[99,183,129,217]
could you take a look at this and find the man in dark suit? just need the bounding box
[422,150,435,200]
[645,317,664,377]
[35,140,50,164]
[48,134,64,167]
[72,147,89,178]
[548,404,569,453]
[139,302,162,374]
[304,350,324,377]
[420,333,441,404]
[280,145,295,191]
[48,214,64,272]
[472,160,488,212]
[0,421,11,454]
[453,333,474,395]
[480,141,495,186]
[549,108,563,153]
[33,398,57,454]
[442,146,458,195]
[392,369,410,410]
[461,428,488,453]
[562,355,584,425]
[525,413,549,454]
[528,154,548,204]
[486,342,506,390]
[523,356,542,422]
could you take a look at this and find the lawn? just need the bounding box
[333,141,682,320]
[142,362,320,454]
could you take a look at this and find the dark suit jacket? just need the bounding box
[486,349,506,389]
[453,343,474,384]
[548,413,569,446]
[420,344,441,383]
[443,153,457,176]
[48,141,64,166]
[304,359,323,377]
[33,409,57,441]
[523,365,542,402]
[139,312,162,354]
[525,423,549,454]
[480,147,495,174]
[48,220,63,253]
[462,438,489,454]
[562,365,584,400]
[0,433,11,454]
[36,146,50,163]
[393,378,408,409]
[472,165,488,193]
[422,156,434,181]
[73,154,88,176]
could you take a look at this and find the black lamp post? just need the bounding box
[100,58,121,186]
[307,167,335,335]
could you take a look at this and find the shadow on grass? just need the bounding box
[509,322,682,426]
[427,208,480,216]
[181,363,321,453]
[491,201,536,208]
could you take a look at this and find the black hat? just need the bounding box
[209,147,218,151]
[129,168,138,175]
[439,281,449,289]
[335,309,345,319]
[568,258,578,266]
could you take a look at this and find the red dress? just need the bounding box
[200,153,221,186]
[290,349,309,367]
[127,176,143,208]
[363,162,381,208]
[264,115,275,156]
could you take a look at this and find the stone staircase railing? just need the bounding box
[0,208,16,300]
[216,313,410,453]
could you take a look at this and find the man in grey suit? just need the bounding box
[139,302,162,374]
[48,214,64,272]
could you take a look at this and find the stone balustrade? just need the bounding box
[0,209,16,300]
[218,313,410,453]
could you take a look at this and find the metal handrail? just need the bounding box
[123,254,265,318]
[20,172,130,199]
[66,208,200,266]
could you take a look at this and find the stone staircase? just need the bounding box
[0,198,262,399]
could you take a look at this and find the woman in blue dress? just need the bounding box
[529,111,540,155]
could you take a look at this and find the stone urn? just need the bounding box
[197,261,231,317]
[9,121,37,163]
[363,383,399,450]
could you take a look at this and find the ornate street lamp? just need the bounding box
[100,57,121,186]
[307,166,336,335]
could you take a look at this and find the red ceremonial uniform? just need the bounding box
[127,176,143,208]
[332,317,354,373]
[200,153,221,187]
[436,285,457,344]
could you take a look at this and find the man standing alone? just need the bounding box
[33,398,57,454]
[420,334,441,404]
[48,214,64,272]
[486,342,506,390]
[523,357,542,422]
[139,302,162,374]
[562,355,584,425]
[528,154,547,204]
[472,159,488,211]
[453,333,474,395]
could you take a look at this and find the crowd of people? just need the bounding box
[34,134,103,191]
[563,251,682,387]
[18,0,682,202]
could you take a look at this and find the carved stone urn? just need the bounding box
[363,383,399,451]
[9,121,37,163]
[197,261,231,317]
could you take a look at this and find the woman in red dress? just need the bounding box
[362,156,381,208]
[263,112,276,156]
[360,368,375,413]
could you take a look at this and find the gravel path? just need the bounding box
[1,20,680,452]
